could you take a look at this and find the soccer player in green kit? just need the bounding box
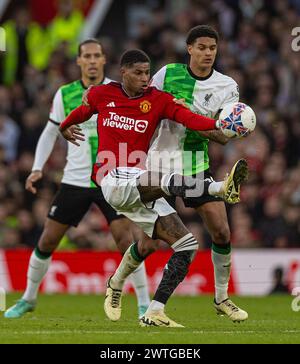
[148,25,248,322]
[5,39,150,319]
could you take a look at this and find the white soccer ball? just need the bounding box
[219,102,256,139]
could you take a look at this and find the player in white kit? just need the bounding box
[147,25,248,322]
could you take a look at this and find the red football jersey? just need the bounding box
[60,82,217,185]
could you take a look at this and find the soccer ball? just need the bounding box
[219,102,256,139]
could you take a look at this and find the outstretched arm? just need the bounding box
[60,105,95,130]
[59,105,95,145]
[198,129,230,145]
[162,94,218,131]
[172,98,229,144]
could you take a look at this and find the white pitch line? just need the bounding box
[9,330,300,335]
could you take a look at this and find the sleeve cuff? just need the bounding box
[49,118,60,126]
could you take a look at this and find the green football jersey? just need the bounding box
[49,78,111,187]
[147,63,239,175]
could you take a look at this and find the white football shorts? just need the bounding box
[101,167,176,237]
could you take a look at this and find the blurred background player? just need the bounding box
[1,7,49,86]
[269,266,290,294]
[148,25,247,321]
[48,0,84,57]
[4,39,150,319]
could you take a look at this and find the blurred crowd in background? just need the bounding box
[0,0,300,250]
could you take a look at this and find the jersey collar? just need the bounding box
[187,66,214,81]
[120,83,146,99]
[80,77,105,89]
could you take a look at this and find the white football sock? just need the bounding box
[212,249,231,303]
[208,181,223,196]
[22,250,51,302]
[110,246,142,290]
[129,262,150,307]
[147,300,165,312]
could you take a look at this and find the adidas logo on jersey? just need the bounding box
[106,102,116,107]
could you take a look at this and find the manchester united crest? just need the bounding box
[140,100,151,113]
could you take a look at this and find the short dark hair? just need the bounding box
[186,25,219,45]
[120,49,150,67]
[78,38,103,56]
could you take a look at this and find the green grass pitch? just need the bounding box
[0,293,299,344]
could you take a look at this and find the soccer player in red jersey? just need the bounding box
[4,40,150,321]
[59,49,248,327]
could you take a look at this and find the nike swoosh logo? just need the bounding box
[157,319,170,326]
